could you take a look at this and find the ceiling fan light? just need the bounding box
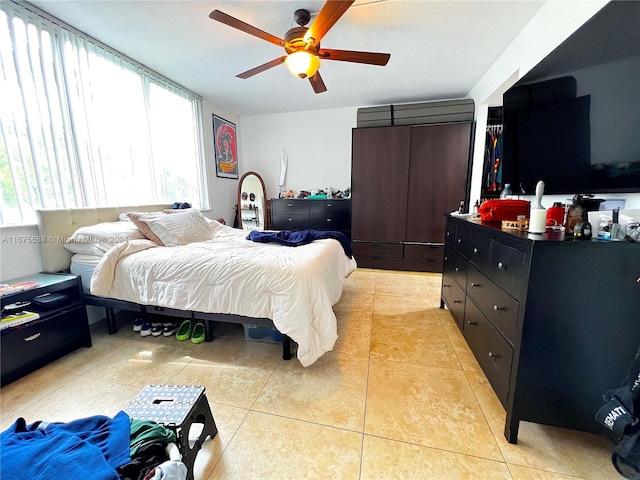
[285,51,320,79]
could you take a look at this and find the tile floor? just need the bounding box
[0,269,621,479]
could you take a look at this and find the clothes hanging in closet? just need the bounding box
[483,126,503,192]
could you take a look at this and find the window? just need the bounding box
[0,1,207,225]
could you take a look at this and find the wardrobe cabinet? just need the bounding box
[442,215,640,443]
[351,123,471,272]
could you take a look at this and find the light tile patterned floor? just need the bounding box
[0,269,621,479]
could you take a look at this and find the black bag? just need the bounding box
[595,346,640,479]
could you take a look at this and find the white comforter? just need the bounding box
[90,225,357,366]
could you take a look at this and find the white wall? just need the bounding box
[0,225,43,280]
[240,107,357,199]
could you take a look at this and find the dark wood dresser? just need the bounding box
[270,198,351,238]
[441,214,640,443]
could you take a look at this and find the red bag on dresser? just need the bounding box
[478,199,530,222]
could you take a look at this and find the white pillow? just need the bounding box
[63,221,145,256]
[127,210,215,246]
[63,242,107,257]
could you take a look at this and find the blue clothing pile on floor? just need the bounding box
[247,229,353,258]
[0,411,187,480]
[1,411,130,480]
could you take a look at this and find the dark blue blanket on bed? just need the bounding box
[247,229,353,258]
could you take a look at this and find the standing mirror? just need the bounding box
[237,171,267,230]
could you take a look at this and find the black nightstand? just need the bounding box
[1,273,91,386]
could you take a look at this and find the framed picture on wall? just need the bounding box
[213,114,238,179]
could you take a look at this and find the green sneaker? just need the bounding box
[176,320,192,341]
[191,322,205,344]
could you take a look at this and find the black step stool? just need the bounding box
[125,385,218,480]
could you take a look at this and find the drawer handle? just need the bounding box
[326,218,332,222]
[466,320,477,325]
[493,305,504,311]
[497,262,506,270]
[488,352,497,359]
[470,282,480,287]
[24,333,42,342]
[326,204,332,207]
[446,232,451,237]
[288,218,293,221]
[457,238,462,244]
[473,248,479,254]
[455,267,462,272]
[442,284,451,288]
[453,300,462,304]
[444,256,448,261]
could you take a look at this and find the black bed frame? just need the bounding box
[85,294,292,360]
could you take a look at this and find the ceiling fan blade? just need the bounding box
[319,48,390,66]
[306,0,354,46]
[209,10,287,47]
[237,56,287,79]
[309,72,327,94]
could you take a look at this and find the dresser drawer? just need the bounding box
[404,244,443,272]
[271,214,309,230]
[488,240,527,299]
[454,222,472,258]
[309,200,350,216]
[309,212,350,231]
[468,228,492,271]
[464,299,513,406]
[441,272,465,329]
[353,242,403,258]
[271,200,310,216]
[1,306,90,385]
[444,223,456,247]
[355,255,404,270]
[467,265,519,344]
[443,247,467,290]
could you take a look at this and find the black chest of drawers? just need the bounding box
[441,215,640,443]
[270,198,351,238]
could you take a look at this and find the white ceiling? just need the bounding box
[29,0,546,117]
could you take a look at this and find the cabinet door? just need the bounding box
[405,123,471,243]
[351,126,411,242]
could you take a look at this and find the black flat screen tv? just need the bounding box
[501,1,640,195]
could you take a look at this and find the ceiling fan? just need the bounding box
[209,0,391,94]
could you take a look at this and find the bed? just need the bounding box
[35,205,357,367]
